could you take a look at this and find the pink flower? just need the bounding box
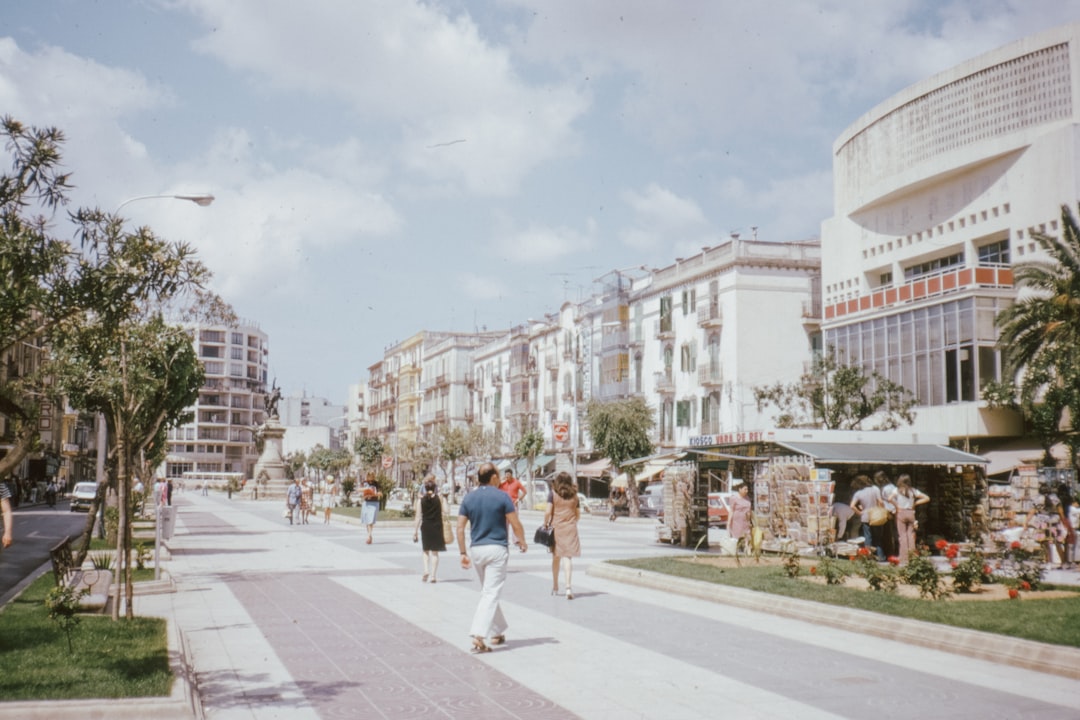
[950,561,958,569]
[982,565,992,575]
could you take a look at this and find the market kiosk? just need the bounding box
[656,429,988,553]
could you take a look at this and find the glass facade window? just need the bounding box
[825,297,1009,408]
[978,239,1010,265]
[903,252,963,281]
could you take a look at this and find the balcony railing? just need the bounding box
[654,371,675,394]
[697,303,722,327]
[697,363,723,387]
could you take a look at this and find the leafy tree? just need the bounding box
[0,118,73,479]
[354,435,385,475]
[584,397,654,516]
[283,450,307,480]
[55,318,206,618]
[996,203,1080,465]
[434,424,470,503]
[514,428,545,509]
[308,445,352,479]
[753,350,916,430]
[0,117,230,619]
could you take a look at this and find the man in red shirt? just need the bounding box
[499,468,526,508]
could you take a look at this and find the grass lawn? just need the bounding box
[0,572,171,700]
[611,556,1080,648]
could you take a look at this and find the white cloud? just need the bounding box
[180,0,590,194]
[489,217,596,264]
[619,183,714,253]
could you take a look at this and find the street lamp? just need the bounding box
[115,193,215,213]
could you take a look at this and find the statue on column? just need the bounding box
[265,379,282,421]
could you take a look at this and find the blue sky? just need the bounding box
[2,1,1078,402]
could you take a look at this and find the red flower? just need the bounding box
[935,539,948,550]
[857,547,871,557]
[950,561,958,569]
[945,547,958,559]
[1008,588,1020,600]
[887,556,900,566]
[848,555,855,561]
[983,565,992,576]
[810,566,817,575]
[1010,540,1021,549]
[1021,581,1031,591]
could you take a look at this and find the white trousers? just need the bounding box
[468,544,509,639]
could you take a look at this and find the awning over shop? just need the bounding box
[576,458,612,478]
[773,441,988,466]
[980,442,1066,476]
[612,458,675,488]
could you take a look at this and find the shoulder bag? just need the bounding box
[534,524,555,548]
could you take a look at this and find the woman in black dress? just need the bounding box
[412,476,448,582]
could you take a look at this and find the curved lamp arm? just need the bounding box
[115,193,215,213]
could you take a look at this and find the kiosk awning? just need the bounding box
[773,441,987,466]
[577,458,612,478]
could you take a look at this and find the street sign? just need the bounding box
[553,421,569,443]
[382,456,394,469]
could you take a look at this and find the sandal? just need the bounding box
[470,638,491,654]
[490,635,505,646]
[421,574,428,582]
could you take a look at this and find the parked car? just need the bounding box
[577,493,593,513]
[708,492,735,527]
[638,483,664,518]
[70,481,98,512]
[529,481,551,509]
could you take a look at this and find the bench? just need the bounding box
[48,536,112,612]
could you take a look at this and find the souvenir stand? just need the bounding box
[656,460,708,548]
[752,455,836,554]
[683,428,988,555]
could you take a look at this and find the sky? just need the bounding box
[2,1,1079,404]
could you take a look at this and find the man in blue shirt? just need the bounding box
[457,462,527,653]
[286,477,302,526]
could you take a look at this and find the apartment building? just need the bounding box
[634,237,822,448]
[163,321,269,479]
[820,22,1080,447]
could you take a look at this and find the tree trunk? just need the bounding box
[112,415,127,620]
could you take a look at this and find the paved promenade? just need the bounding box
[22,492,1080,719]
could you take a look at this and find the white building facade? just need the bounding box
[821,22,1080,442]
[164,321,269,478]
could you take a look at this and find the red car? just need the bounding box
[708,492,734,527]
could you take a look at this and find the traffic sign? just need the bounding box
[553,421,569,443]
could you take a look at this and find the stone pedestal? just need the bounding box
[251,421,289,500]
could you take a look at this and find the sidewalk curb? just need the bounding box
[588,562,1080,681]
[0,615,199,720]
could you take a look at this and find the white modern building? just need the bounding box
[821,22,1080,455]
[163,321,269,479]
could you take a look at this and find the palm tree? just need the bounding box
[996,203,1080,461]
[998,204,1080,373]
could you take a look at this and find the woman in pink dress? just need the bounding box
[728,482,753,552]
[544,472,581,599]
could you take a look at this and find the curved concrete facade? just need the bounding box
[821,23,1080,439]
